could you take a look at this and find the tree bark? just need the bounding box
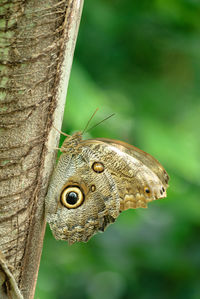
[0,0,84,298]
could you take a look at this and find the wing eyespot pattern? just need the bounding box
[90,185,96,192]
[144,187,151,194]
[60,186,84,209]
[92,162,104,173]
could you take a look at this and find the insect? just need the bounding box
[45,114,169,244]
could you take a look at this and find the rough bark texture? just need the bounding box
[0,0,83,298]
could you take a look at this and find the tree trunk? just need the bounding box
[0,0,84,298]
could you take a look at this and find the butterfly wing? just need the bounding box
[45,135,169,244]
[45,147,120,244]
[80,138,169,211]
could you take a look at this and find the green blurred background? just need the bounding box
[36,1,200,298]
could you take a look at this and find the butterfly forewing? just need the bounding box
[80,138,169,211]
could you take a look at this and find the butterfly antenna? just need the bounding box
[82,108,99,134]
[86,113,115,132]
[52,124,71,137]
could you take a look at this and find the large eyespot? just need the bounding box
[60,186,84,209]
[92,162,104,173]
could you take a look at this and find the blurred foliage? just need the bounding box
[36,0,200,298]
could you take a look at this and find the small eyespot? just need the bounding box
[144,187,150,194]
[60,186,84,209]
[90,185,96,192]
[160,189,163,195]
[162,187,165,192]
[92,162,104,173]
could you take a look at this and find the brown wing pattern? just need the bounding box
[81,138,169,211]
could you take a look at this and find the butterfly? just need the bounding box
[45,123,169,245]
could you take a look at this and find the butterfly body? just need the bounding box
[45,132,169,244]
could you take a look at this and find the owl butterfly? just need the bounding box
[45,123,169,245]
